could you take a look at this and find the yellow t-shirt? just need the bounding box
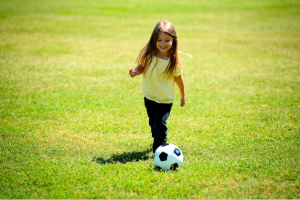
[142,57,183,103]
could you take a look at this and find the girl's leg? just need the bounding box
[144,97,173,153]
[144,98,157,152]
[144,97,156,138]
[154,102,173,147]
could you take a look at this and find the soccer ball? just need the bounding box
[154,144,183,171]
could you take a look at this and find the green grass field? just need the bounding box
[1,0,300,198]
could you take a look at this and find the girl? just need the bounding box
[129,21,185,153]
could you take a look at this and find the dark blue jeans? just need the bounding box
[144,97,173,152]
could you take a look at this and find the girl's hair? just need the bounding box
[136,21,182,78]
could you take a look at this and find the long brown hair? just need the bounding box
[136,21,182,78]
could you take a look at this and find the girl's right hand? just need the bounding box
[129,69,137,78]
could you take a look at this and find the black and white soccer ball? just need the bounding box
[154,144,183,171]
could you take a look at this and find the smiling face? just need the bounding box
[156,32,173,57]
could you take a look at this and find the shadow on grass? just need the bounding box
[92,149,152,164]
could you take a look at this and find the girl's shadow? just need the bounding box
[92,149,152,164]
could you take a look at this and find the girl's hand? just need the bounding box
[129,69,137,78]
[174,75,185,107]
[180,97,185,107]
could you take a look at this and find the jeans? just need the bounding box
[144,97,173,152]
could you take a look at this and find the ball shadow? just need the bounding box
[92,149,152,164]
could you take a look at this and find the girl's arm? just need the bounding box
[129,64,144,78]
[174,75,185,107]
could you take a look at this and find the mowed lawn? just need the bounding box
[0,0,299,198]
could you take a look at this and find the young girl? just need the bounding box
[129,21,185,153]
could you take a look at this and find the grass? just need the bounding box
[1,0,300,198]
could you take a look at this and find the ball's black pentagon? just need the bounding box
[174,148,181,156]
[170,163,179,171]
[159,152,168,161]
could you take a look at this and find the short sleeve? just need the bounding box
[173,64,183,77]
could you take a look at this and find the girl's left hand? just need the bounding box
[180,97,185,107]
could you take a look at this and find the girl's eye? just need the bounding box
[165,40,170,42]
[157,40,161,42]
